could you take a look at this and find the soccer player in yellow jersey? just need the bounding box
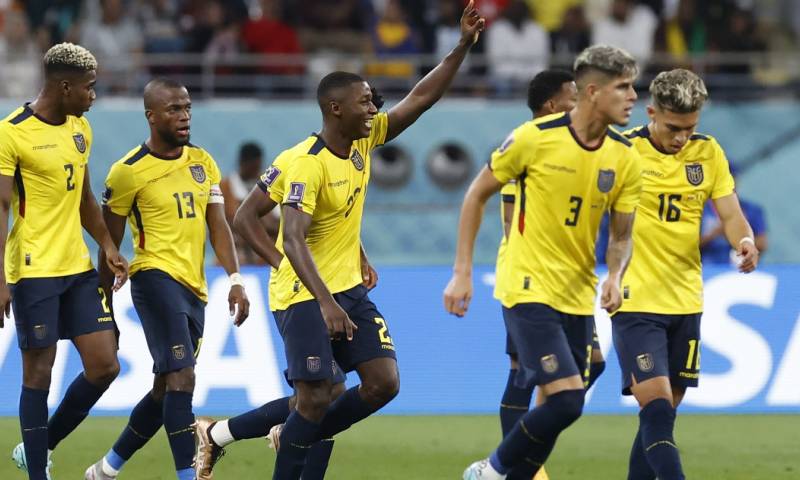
[83,79,249,480]
[445,45,643,480]
[614,69,758,480]
[0,43,129,480]
[191,89,390,480]
[204,5,484,479]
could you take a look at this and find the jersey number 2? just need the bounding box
[64,164,75,191]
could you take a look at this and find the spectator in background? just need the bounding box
[486,0,549,93]
[296,0,373,54]
[591,0,658,64]
[527,0,582,32]
[0,9,41,99]
[701,167,768,264]
[549,5,591,68]
[241,0,303,75]
[22,0,82,48]
[138,0,185,55]
[652,0,708,69]
[433,0,464,59]
[367,0,421,78]
[80,0,143,92]
[220,142,275,265]
[714,7,764,75]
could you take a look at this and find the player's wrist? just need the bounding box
[229,272,245,288]
[738,236,755,246]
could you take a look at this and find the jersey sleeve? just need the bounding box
[710,140,735,200]
[500,180,517,203]
[0,124,18,176]
[103,163,138,217]
[206,152,223,185]
[489,125,531,185]
[368,112,389,150]
[611,148,642,213]
[82,117,93,162]
[282,155,323,215]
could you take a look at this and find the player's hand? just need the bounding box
[600,277,622,313]
[460,0,486,46]
[736,239,759,273]
[229,285,250,326]
[0,281,10,327]
[320,298,357,341]
[104,247,129,291]
[361,259,378,290]
[443,273,472,317]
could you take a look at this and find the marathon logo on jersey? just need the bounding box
[72,133,87,153]
[351,150,365,171]
[189,165,206,183]
[261,166,281,187]
[597,169,615,193]
[288,182,306,203]
[540,354,559,374]
[172,344,186,360]
[686,164,704,186]
[306,356,321,373]
[637,353,654,372]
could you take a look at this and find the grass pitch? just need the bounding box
[0,415,796,479]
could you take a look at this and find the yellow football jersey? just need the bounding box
[268,112,388,311]
[103,143,222,301]
[490,112,642,315]
[0,105,94,282]
[619,126,735,314]
[493,181,517,300]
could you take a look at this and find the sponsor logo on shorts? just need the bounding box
[33,325,47,340]
[307,356,321,373]
[540,354,559,374]
[637,353,654,372]
[679,371,699,379]
[97,316,113,323]
[172,344,186,360]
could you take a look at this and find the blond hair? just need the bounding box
[43,43,97,74]
[574,45,638,81]
[649,69,708,113]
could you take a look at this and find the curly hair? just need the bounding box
[43,43,97,76]
[649,69,708,113]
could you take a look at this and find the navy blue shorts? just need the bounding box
[612,311,702,395]
[503,303,594,389]
[11,269,114,349]
[131,269,206,374]
[506,310,601,358]
[273,285,396,383]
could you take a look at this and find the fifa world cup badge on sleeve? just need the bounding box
[288,182,306,202]
[261,166,281,186]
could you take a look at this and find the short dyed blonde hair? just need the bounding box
[574,45,638,81]
[650,69,708,113]
[43,43,97,74]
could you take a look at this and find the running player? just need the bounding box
[445,45,642,480]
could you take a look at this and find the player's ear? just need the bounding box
[329,100,342,118]
[144,109,154,125]
[646,104,657,121]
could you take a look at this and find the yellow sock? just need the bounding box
[533,466,549,480]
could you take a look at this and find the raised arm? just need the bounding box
[601,210,635,313]
[232,186,284,269]
[443,166,503,317]
[713,193,758,273]
[81,170,128,290]
[282,205,357,340]
[0,174,12,324]
[207,203,250,325]
[385,1,485,142]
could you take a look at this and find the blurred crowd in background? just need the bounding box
[1,0,800,98]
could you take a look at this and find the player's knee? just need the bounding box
[23,364,53,390]
[331,381,347,401]
[85,358,120,389]
[165,367,195,393]
[361,373,399,407]
[151,376,167,402]
[547,389,585,427]
[296,386,333,419]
